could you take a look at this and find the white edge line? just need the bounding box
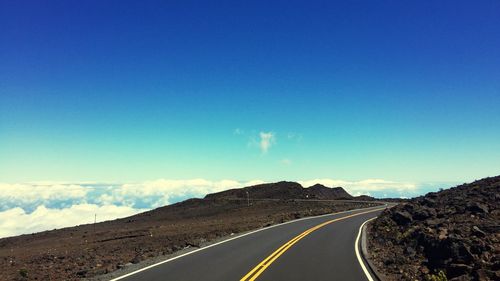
[355,217,377,281]
[110,204,384,280]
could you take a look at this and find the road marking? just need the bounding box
[239,207,384,281]
[355,217,377,281]
[110,205,384,280]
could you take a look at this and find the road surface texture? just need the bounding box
[112,205,385,281]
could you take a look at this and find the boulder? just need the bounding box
[392,210,413,225]
[413,207,437,220]
[466,202,489,214]
[422,197,437,207]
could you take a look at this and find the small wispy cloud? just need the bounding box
[280,158,292,165]
[259,132,275,153]
[233,128,244,135]
[286,132,302,142]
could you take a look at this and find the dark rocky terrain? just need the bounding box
[368,176,500,281]
[0,181,379,281]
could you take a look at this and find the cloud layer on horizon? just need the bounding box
[0,204,145,239]
[0,178,448,238]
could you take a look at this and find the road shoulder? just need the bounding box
[360,219,387,281]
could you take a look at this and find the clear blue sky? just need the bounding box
[1,0,499,184]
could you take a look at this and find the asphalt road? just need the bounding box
[112,205,385,281]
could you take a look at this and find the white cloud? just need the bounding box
[0,183,89,209]
[0,204,145,238]
[259,132,275,153]
[100,179,257,208]
[244,180,267,186]
[353,191,372,197]
[0,183,88,200]
[0,180,266,212]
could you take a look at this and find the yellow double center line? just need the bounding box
[240,207,384,281]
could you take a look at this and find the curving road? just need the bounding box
[111,205,386,281]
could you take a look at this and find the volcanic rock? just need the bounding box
[368,175,500,281]
[392,210,413,225]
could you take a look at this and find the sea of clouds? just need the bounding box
[0,179,449,238]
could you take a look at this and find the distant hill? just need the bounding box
[305,183,353,199]
[204,181,353,200]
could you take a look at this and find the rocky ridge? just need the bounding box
[368,176,500,281]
